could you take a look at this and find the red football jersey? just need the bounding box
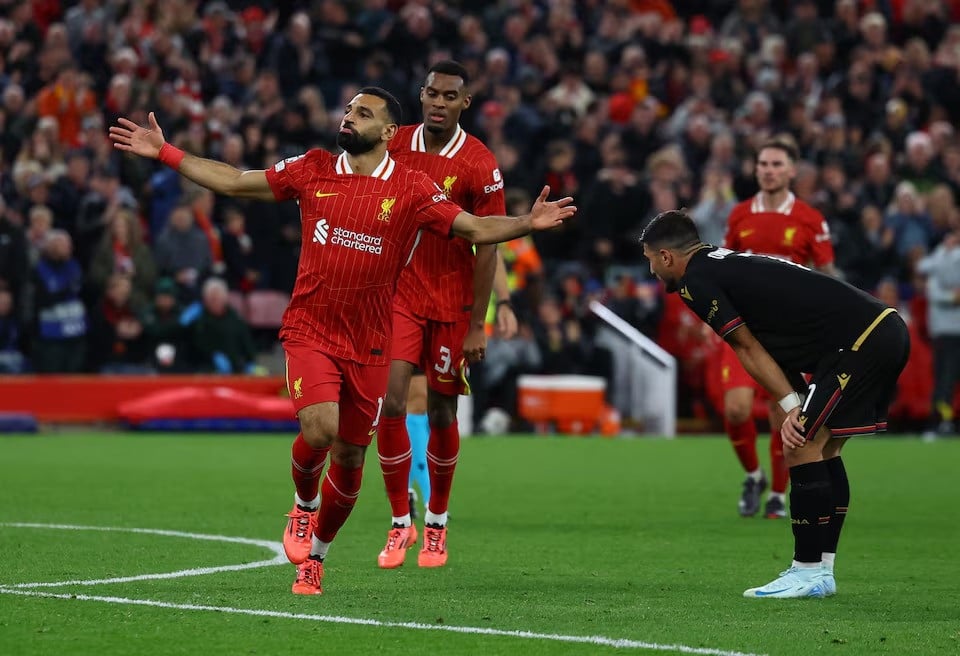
[390,123,505,321]
[723,192,835,267]
[265,150,462,365]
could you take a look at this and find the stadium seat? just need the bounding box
[228,291,247,317]
[245,291,290,329]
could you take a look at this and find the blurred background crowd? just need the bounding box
[0,0,958,432]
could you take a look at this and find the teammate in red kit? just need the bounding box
[109,87,575,595]
[375,60,516,569]
[719,138,838,519]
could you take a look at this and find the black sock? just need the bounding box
[823,456,849,555]
[788,461,833,563]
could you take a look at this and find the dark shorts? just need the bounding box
[797,309,911,438]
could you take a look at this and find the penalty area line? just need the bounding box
[0,588,766,656]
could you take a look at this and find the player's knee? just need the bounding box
[427,398,457,428]
[383,392,407,417]
[298,410,337,449]
[331,441,366,469]
[783,447,813,468]
[724,402,753,426]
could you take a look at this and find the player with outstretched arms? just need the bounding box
[109,87,574,595]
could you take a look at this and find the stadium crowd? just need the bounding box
[0,0,958,433]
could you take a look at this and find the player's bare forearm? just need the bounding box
[471,244,497,328]
[177,153,275,201]
[493,249,510,303]
[453,213,531,244]
[726,326,794,401]
[110,112,274,201]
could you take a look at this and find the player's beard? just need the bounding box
[337,129,378,155]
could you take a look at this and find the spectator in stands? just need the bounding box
[859,151,897,212]
[75,163,138,267]
[88,208,156,308]
[885,181,935,260]
[578,133,649,276]
[0,288,26,373]
[187,277,256,374]
[0,0,954,428]
[88,273,151,374]
[144,277,186,374]
[690,162,736,246]
[815,157,859,226]
[220,204,259,293]
[834,204,898,291]
[919,230,960,438]
[154,201,213,303]
[478,320,542,433]
[0,195,27,305]
[899,131,942,193]
[25,230,87,373]
[36,63,98,149]
[47,149,92,236]
[25,205,54,266]
[265,11,329,98]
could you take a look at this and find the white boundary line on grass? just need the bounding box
[0,522,288,587]
[0,523,766,656]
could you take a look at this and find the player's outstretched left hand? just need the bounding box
[529,185,576,231]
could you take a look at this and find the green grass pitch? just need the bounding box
[1,432,958,656]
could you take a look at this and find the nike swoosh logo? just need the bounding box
[316,192,339,198]
[753,588,792,596]
[437,376,455,383]
[739,229,755,238]
[368,428,377,436]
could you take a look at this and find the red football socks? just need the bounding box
[769,427,789,494]
[377,414,413,517]
[426,420,460,515]
[314,461,363,543]
[725,418,759,473]
[291,433,329,503]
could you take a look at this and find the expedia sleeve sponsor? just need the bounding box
[331,227,383,255]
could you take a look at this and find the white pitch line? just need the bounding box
[0,522,287,588]
[0,588,767,656]
[0,522,767,656]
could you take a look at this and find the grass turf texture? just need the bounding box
[1,433,957,656]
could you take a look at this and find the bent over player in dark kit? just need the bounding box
[640,209,909,599]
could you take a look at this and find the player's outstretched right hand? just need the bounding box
[109,111,166,160]
[529,185,577,231]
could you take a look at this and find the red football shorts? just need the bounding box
[719,341,768,400]
[283,340,389,447]
[391,304,470,396]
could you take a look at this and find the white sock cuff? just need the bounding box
[295,492,320,509]
[310,535,331,560]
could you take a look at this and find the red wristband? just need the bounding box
[158,143,185,170]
